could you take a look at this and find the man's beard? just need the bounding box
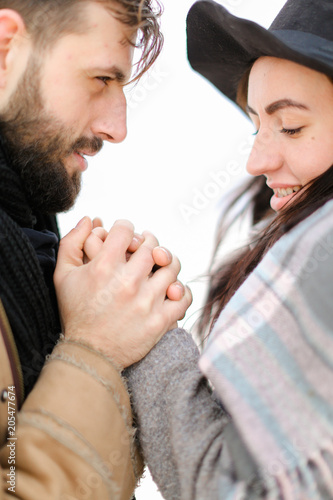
[0,56,103,214]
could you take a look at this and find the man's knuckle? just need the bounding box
[114,219,134,231]
[135,300,150,317]
[121,275,138,296]
[142,231,159,249]
[171,255,181,273]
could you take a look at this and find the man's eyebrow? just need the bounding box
[246,99,309,116]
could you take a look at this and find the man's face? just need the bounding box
[0,2,133,214]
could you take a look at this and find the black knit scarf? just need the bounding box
[0,142,61,397]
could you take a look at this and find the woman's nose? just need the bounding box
[246,127,283,177]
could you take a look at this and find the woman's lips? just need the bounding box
[269,185,302,211]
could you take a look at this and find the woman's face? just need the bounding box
[246,57,333,211]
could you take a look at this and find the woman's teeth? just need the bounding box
[275,186,301,198]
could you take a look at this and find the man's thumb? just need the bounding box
[57,217,93,270]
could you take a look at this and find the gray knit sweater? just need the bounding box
[125,329,259,499]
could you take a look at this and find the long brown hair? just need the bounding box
[197,167,333,343]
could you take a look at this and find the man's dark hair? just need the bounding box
[0,0,163,80]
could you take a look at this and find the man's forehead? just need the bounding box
[80,5,133,50]
[39,2,134,73]
[83,1,135,36]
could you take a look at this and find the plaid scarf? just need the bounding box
[200,200,333,499]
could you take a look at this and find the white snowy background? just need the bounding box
[58,0,285,497]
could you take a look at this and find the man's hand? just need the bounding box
[54,217,192,369]
[84,222,186,301]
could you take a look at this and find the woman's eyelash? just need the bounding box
[280,127,303,135]
[252,127,303,137]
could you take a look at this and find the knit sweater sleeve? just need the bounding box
[125,329,232,500]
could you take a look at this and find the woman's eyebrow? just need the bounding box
[265,99,309,114]
[246,99,309,116]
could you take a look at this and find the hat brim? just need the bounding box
[187,0,333,112]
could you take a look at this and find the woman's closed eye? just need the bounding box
[280,126,303,136]
[252,126,304,136]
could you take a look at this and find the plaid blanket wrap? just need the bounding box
[200,200,333,499]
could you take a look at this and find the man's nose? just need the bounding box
[91,90,127,144]
[246,127,283,177]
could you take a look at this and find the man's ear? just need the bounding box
[0,9,27,86]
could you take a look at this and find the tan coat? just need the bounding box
[0,300,143,499]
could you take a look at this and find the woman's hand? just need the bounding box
[54,217,192,369]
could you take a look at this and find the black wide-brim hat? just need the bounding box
[187,0,333,111]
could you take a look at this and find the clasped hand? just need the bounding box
[54,217,192,369]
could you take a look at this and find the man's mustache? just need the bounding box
[68,136,103,156]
